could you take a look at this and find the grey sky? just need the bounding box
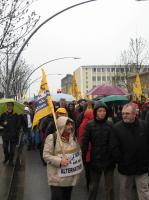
[22,0,149,96]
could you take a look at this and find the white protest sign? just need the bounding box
[58,151,83,177]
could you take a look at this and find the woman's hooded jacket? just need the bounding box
[78,109,94,162]
[43,116,81,186]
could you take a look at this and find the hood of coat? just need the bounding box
[84,109,94,121]
[57,116,74,135]
[93,101,109,121]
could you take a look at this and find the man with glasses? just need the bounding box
[111,104,149,200]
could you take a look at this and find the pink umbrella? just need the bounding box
[88,84,127,96]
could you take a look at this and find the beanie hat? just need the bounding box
[56,107,67,114]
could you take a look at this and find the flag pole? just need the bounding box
[33,68,66,158]
[47,96,66,158]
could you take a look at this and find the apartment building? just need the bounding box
[74,65,149,96]
[61,74,72,93]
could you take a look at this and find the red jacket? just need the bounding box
[78,109,93,162]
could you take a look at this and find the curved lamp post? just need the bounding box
[6,0,96,97]
[26,73,64,93]
[21,56,80,96]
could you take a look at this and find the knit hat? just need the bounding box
[24,107,30,112]
[56,107,67,114]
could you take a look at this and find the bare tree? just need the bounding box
[114,36,149,90]
[129,37,149,71]
[0,57,32,99]
[0,0,40,97]
[0,0,40,50]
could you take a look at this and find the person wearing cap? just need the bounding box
[43,116,82,200]
[0,102,20,166]
[82,101,115,200]
[22,106,33,150]
[56,107,68,118]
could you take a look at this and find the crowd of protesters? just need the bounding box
[0,97,149,200]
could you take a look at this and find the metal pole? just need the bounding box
[21,56,80,95]
[6,0,96,97]
[26,73,64,92]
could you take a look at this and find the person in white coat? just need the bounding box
[43,116,83,200]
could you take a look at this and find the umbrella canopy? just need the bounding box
[88,84,127,96]
[101,95,129,104]
[0,98,24,115]
[51,93,75,102]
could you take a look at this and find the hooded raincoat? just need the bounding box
[43,116,81,186]
[82,101,115,170]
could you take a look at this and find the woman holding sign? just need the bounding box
[43,116,83,200]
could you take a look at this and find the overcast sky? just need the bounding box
[22,0,149,96]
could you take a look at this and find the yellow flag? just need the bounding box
[72,73,81,101]
[133,73,142,101]
[32,69,54,127]
[68,86,72,95]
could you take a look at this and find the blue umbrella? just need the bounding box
[51,93,75,102]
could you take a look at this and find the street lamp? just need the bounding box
[27,73,64,98]
[21,56,80,96]
[27,73,64,92]
[6,0,96,97]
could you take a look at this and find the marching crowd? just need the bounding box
[0,98,149,200]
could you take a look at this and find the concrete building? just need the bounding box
[61,65,149,96]
[74,65,149,97]
[61,74,72,93]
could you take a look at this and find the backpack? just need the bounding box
[53,131,57,149]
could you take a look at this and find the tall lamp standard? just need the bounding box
[6,0,96,97]
[27,73,64,98]
[20,56,80,97]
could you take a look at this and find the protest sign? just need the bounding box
[58,151,83,177]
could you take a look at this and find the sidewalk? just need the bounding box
[23,149,50,200]
[0,144,14,200]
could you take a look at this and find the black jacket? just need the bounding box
[0,112,20,139]
[111,119,149,175]
[82,101,115,170]
[21,114,32,132]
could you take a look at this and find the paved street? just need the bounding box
[23,149,138,200]
[0,146,139,200]
[0,136,2,144]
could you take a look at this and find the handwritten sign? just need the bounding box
[58,151,83,177]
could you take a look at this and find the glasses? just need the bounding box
[122,112,131,115]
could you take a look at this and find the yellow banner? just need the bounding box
[32,69,53,127]
[133,73,142,101]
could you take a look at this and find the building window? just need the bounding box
[107,76,111,81]
[111,68,115,72]
[102,68,106,72]
[97,76,101,81]
[116,68,120,72]
[107,68,110,72]
[120,68,124,73]
[102,76,106,81]
[97,68,101,72]
[92,68,96,72]
[92,76,96,81]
